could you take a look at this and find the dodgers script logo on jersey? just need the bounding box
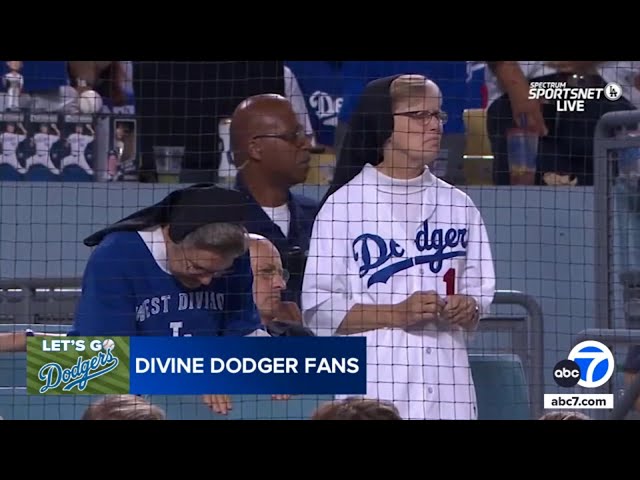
[352,220,468,287]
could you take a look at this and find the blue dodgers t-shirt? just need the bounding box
[69,230,261,337]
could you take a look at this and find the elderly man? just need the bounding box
[203,234,312,415]
[247,234,314,335]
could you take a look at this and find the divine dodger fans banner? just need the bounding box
[26,336,367,396]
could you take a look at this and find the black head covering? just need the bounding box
[83,183,252,247]
[322,74,402,205]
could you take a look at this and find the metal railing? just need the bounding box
[592,111,640,421]
[0,278,81,325]
[593,110,640,330]
[480,290,545,419]
[1,279,546,418]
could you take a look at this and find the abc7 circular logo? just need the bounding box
[553,340,615,388]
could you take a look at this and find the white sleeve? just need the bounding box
[460,197,496,317]
[301,199,357,337]
[284,65,315,141]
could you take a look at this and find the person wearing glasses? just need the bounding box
[229,94,319,312]
[247,234,314,334]
[69,184,265,338]
[303,74,495,420]
[0,234,312,355]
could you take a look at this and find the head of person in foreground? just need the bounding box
[538,411,591,420]
[310,397,403,420]
[81,395,167,420]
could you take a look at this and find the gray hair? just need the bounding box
[179,222,248,259]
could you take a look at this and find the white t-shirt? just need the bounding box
[302,164,496,420]
[261,204,290,237]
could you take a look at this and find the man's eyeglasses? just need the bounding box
[395,110,448,124]
[181,245,231,278]
[253,128,308,146]
[257,267,290,283]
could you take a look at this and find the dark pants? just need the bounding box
[487,74,636,186]
[133,62,285,183]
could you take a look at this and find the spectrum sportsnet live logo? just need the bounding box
[528,81,622,112]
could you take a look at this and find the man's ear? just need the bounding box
[247,139,262,161]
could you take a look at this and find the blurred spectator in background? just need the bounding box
[132,61,285,183]
[69,61,127,108]
[285,61,344,153]
[485,61,638,186]
[230,94,318,308]
[310,397,402,420]
[81,394,166,420]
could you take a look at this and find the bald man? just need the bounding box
[204,234,311,416]
[247,234,314,331]
[230,94,319,308]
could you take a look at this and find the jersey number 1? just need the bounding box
[443,268,456,295]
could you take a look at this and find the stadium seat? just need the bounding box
[60,165,94,182]
[469,353,531,420]
[0,164,22,181]
[23,165,60,182]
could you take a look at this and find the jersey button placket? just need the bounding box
[424,347,435,396]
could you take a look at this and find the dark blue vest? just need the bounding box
[235,176,319,306]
